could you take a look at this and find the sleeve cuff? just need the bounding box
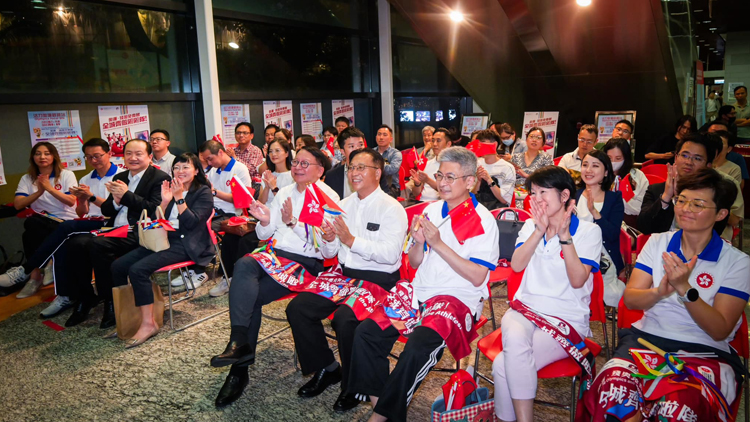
[515,242,524,249]
[634,262,652,275]
[470,257,497,271]
[579,257,600,273]
[15,193,29,197]
[717,287,750,302]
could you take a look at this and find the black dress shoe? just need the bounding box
[297,367,342,398]
[99,300,116,329]
[65,301,94,327]
[333,391,361,412]
[210,341,255,368]
[215,372,249,408]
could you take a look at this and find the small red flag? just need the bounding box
[98,225,129,238]
[406,147,427,171]
[466,140,498,157]
[325,136,336,156]
[230,175,255,209]
[298,187,324,227]
[311,183,343,214]
[618,174,635,202]
[447,197,485,244]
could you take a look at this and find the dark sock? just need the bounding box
[229,363,249,377]
[229,325,249,345]
[324,361,340,372]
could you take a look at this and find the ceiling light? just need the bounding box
[694,9,703,12]
[449,10,464,22]
[228,42,239,49]
[576,0,592,6]
[702,20,711,23]
[709,27,717,31]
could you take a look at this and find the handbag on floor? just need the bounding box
[495,208,524,261]
[431,370,494,422]
[112,278,166,340]
[138,207,171,252]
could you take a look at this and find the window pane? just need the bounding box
[213,0,368,29]
[0,1,192,93]
[216,19,368,93]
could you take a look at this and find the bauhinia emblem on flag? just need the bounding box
[230,175,255,209]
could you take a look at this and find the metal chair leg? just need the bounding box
[167,269,174,330]
[569,376,578,422]
[602,321,611,361]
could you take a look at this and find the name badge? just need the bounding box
[367,223,380,231]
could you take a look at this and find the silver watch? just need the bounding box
[286,217,298,228]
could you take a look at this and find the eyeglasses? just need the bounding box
[235,131,251,136]
[673,196,716,213]
[434,172,472,184]
[349,164,379,173]
[613,126,632,135]
[528,135,543,140]
[172,165,194,172]
[149,137,167,143]
[677,152,705,164]
[291,159,321,169]
[578,138,595,145]
[85,153,106,161]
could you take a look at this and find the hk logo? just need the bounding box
[416,157,425,166]
[696,273,714,289]
[55,184,62,190]
[226,180,231,186]
[307,200,320,214]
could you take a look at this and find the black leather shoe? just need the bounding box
[99,300,116,329]
[210,341,255,368]
[297,367,342,398]
[333,391,361,412]
[215,372,249,408]
[65,300,94,327]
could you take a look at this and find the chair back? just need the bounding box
[620,227,634,267]
[590,271,606,323]
[636,234,650,256]
[399,165,408,190]
[522,195,531,211]
[729,313,749,359]
[616,297,644,329]
[641,164,668,179]
[645,174,666,185]
[491,207,532,222]
[206,210,218,246]
[641,159,654,168]
[507,269,524,301]
[553,156,563,165]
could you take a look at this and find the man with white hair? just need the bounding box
[417,126,436,160]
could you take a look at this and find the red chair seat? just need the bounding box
[489,267,513,284]
[156,261,195,272]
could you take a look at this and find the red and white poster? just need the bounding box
[263,101,294,136]
[521,111,559,154]
[221,104,251,149]
[300,102,323,142]
[28,110,85,170]
[332,99,355,127]
[98,105,151,168]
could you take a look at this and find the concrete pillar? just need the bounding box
[194,0,222,140]
[378,0,395,144]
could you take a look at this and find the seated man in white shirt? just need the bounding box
[210,146,341,408]
[405,128,452,201]
[348,147,500,422]
[557,124,598,172]
[285,149,408,412]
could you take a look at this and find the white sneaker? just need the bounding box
[40,295,73,318]
[170,270,208,289]
[0,266,29,287]
[209,277,231,297]
[42,260,54,286]
[17,278,43,299]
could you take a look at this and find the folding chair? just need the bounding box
[473,270,606,422]
[553,156,563,166]
[644,174,666,185]
[640,159,654,168]
[641,164,668,180]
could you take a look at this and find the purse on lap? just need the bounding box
[112,278,166,340]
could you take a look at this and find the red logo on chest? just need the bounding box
[54,184,62,190]
[226,180,231,186]
[696,273,714,289]
[560,250,564,259]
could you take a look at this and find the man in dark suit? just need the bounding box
[324,127,365,199]
[65,139,170,328]
[638,133,729,236]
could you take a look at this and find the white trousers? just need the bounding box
[492,309,569,421]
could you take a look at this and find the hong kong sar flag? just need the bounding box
[298,186,325,227]
[405,147,427,171]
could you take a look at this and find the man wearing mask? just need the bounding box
[699,105,737,136]
[324,127,365,199]
[374,125,402,199]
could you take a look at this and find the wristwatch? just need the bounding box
[286,217,298,228]
[88,195,97,203]
[678,287,699,303]
[176,198,186,205]
[212,189,217,197]
[272,187,279,194]
[559,238,573,245]
[490,180,498,188]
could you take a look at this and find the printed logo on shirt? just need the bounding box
[55,183,62,190]
[695,273,714,289]
[465,314,472,332]
[226,180,231,186]
[560,250,564,259]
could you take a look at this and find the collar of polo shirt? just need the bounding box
[217,158,236,174]
[91,163,118,180]
[441,193,480,218]
[666,229,723,263]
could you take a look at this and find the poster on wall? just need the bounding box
[460,114,490,137]
[221,104,251,149]
[300,103,323,143]
[0,144,6,186]
[728,82,745,104]
[27,110,85,171]
[263,101,294,136]
[594,111,636,146]
[332,100,355,126]
[98,105,151,168]
[521,111,559,154]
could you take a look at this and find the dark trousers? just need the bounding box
[22,215,61,264]
[348,320,446,422]
[285,267,399,391]
[228,250,323,374]
[88,232,139,302]
[221,231,259,277]
[111,232,191,307]
[22,220,105,294]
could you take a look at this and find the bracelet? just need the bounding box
[659,196,670,205]
[414,182,422,187]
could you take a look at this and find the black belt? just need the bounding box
[341,264,400,291]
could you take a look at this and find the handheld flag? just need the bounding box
[311,183,344,216]
[97,225,129,238]
[230,176,255,209]
[298,187,324,227]
[466,140,498,157]
[405,147,427,171]
[618,174,635,202]
[212,133,224,145]
[447,197,484,244]
[325,136,336,156]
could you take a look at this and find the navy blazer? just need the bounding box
[162,184,215,266]
[575,189,625,273]
[323,163,346,199]
[100,165,171,227]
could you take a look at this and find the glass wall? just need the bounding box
[661,0,698,115]
[213,0,368,29]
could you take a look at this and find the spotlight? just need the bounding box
[228,42,239,49]
[449,11,464,22]
[576,0,592,6]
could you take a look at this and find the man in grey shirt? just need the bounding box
[375,125,403,198]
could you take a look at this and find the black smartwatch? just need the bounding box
[678,287,699,303]
[176,198,186,205]
[490,180,498,188]
[212,189,217,197]
[88,195,97,203]
[272,187,279,194]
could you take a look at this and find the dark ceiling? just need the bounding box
[690,0,750,71]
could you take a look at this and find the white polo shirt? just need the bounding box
[557,148,584,171]
[478,157,516,205]
[411,197,500,315]
[337,187,408,274]
[77,164,124,217]
[15,170,78,220]
[206,158,253,215]
[633,230,750,352]
[513,215,603,336]
[418,159,441,202]
[255,181,341,260]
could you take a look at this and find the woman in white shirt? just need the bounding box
[7,142,77,298]
[259,138,294,204]
[109,153,214,349]
[603,137,649,228]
